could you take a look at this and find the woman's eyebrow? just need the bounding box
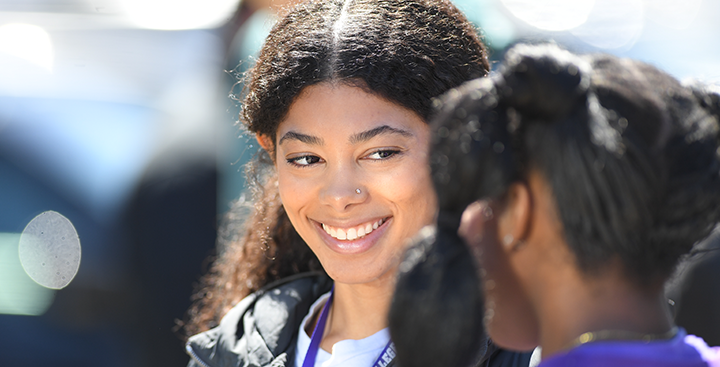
[350,125,413,144]
[278,131,324,146]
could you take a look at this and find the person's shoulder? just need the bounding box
[684,333,720,367]
[185,291,258,367]
[537,329,719,367]
[186,272,332,367]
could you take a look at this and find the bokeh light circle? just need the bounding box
[18,211,81,290]
[0,23,54,72]
[501,0,596,31]
[570,0,645,50]
[121,0,240,30]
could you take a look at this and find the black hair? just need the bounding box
[390,43,720,367]
[430,43,720,285]
[389,225,489,367]
[244,0,489,140]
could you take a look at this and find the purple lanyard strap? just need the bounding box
[302,287,396,367]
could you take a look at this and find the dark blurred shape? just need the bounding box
[122,150,218,367]
[389,224,490,367]
[666,229,720,346]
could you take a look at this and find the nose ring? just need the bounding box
[355,188,362,194]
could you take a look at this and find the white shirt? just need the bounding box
[294,292,392,367]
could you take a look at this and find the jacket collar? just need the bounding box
[187,272,333,367]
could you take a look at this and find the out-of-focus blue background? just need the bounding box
[0,0,718,366]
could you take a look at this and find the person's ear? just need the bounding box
[497,181,531,252]
[256,134,275,156]
[459,200,493,246]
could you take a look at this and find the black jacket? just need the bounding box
[186,272,531,367]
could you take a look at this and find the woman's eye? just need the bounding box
[287,155,322,166]
[366,149,400,160]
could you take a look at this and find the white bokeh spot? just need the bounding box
[19,211,81,290]
[0,23,54,72]
[501,0,596,31]
[121,0,240,30]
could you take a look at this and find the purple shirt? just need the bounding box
[540,329,720,367]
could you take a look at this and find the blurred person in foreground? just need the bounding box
[182,1,533,367]
[390,43,720,367]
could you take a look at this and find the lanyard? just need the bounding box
[301,288,396,367]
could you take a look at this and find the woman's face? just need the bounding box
[272,83,437,285]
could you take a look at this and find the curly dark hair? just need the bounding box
[183,0,489,337]
[429,43,720,286]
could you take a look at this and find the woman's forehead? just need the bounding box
[276,83,427,142]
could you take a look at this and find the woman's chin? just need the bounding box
[322,260,399,286]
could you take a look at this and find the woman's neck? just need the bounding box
[537,268,674,358]
[319,279,394,352]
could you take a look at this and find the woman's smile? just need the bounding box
[321,217,387,241]
[312,217,392,254]
[272,82,437,285]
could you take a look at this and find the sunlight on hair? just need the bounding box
[0,23,54,72]
[332,0,352,44]
[500,0,595,31]
[454,0,516,50]
[121,0,240,30]
[0,233,55,316]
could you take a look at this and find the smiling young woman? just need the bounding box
[267,82,436,355]
[182,1,532,367]
[272,84,435,288]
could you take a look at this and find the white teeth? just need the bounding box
[322,218,386,240]
[347,228,357,240]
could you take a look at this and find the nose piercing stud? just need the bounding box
[355,188,362,194]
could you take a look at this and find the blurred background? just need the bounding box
[0,0,718,366]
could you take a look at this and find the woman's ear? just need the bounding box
[497,182,532,252]
[256,134,274,155]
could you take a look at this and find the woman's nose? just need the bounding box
[319,167,367,212]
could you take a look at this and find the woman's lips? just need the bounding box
[314,217,391,254]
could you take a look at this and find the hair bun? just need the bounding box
[499,44,590,121]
